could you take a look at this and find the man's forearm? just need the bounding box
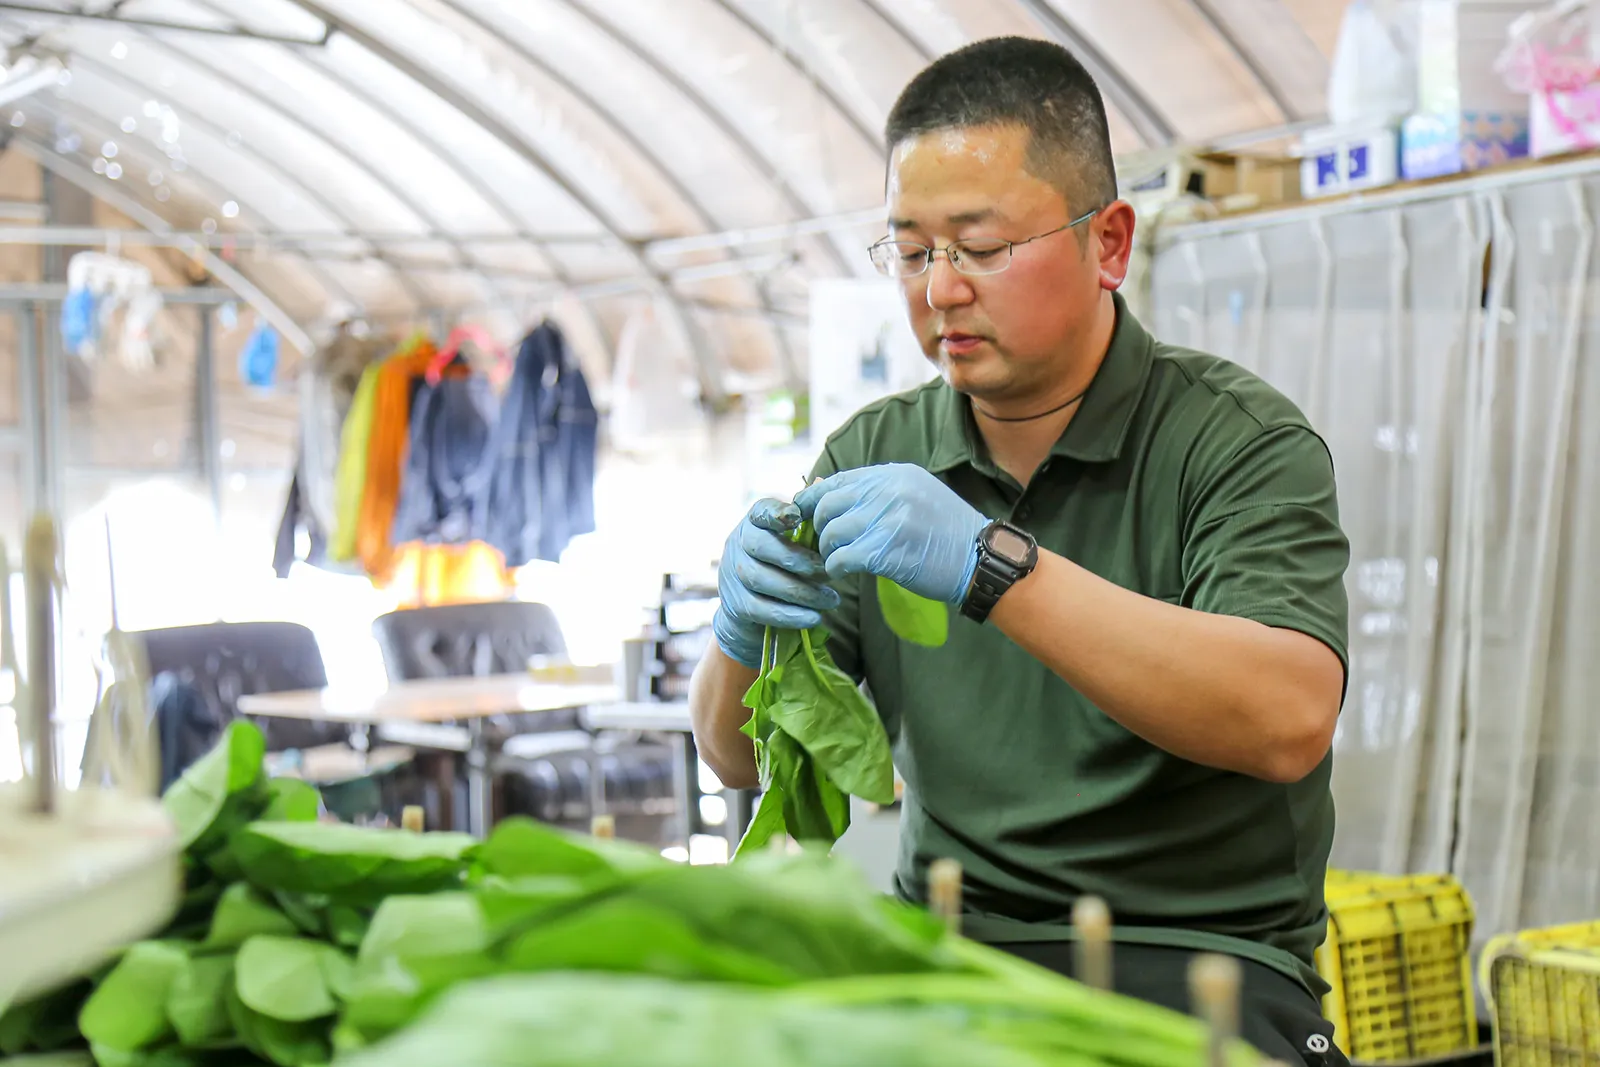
[989,550,1343,783]
[687,642,760,789]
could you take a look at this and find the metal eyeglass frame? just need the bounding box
[867,206,1102,278]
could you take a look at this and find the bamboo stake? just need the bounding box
[24,515,57,816]
[1072,894,1113,991]
[590,814,615,839]
[927,857,963,936]
[1189,953,1242,1067]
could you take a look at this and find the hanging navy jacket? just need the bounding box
[476,322,598,566]
[390,372,498,545]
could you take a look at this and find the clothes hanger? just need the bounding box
[424,323,503,384]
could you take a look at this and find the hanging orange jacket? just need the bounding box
[355,342,437,582]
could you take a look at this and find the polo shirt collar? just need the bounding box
[926,290,1156,474]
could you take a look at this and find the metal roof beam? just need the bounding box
[23,89,366,310]
[1012,0,1176,146]
[548,0,860,276]
[0,2,331,45]
[53,48,428,306]
[82,31,506,309]
[178,0,613,353]
[280,0,725,401]
[434,0,798,384]
[1183,0,1296,120]
[6,135,315,353]
[700,0,884,151]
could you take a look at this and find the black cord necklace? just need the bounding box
[972,386,1090,423]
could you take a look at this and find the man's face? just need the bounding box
[884,124,1122,401]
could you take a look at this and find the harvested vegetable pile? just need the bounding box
[0,722,1265,1067]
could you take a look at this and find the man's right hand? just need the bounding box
[711,498,841,668]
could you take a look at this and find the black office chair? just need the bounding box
[370,600,568,679]
[135,620,418,820]
[136,621,344,753]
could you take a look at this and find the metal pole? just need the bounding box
[16,307,41,516]
[195,307,222,534]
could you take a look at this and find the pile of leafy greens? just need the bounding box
[733,517,951,856]
[0,723,1266,1067]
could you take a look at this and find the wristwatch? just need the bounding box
[959,519,1039,624]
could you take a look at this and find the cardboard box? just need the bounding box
[1298,124,1402,198]
[1118,150,1301,215]
[1400,108,1530,178]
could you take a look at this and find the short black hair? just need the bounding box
[884,36,1117,211]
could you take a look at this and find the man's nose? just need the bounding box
[923,252,975,311]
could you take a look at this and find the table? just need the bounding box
[238,674,619,836]
[581,702,754,852]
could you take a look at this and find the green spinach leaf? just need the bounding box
[165,955,236,1049]
[767,629,893,804]
[222,985,329,1067]
[232,822,473,900]
[233,937,352,1023]
[876,577,949,647]
[78,941,190,1052]
[203,884,298,950]
[733,781,788,857]
[330,973,1045,1067]
[161,722,269,851]
[261,779,321,824]
[469,816,664,883]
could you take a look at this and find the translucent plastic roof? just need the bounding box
[0,0,1347,393]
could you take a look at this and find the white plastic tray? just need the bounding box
[0,784,180,1007]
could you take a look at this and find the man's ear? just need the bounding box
[1094,200,1138,290]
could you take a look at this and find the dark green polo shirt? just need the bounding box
[808,292,1349,998]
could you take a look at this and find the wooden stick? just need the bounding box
[590,814,615,839]
[1189,953,1242,1067]
[401,805,424,833]
[24,515,58,817]
[927,858,963,936]
[1072,894,1113,991]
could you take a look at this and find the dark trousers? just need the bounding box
[999,940,1352,1066]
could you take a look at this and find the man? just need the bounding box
[689,35,1351,1066]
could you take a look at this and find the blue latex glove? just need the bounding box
[712,498,841,668]
[795,464,989,606]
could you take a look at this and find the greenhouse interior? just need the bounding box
[1,1,1598,1065]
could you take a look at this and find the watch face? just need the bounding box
[988,526,1031,563]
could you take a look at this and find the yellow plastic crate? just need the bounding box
[1316,870,1479,1063]
[1480,920,1600,1067]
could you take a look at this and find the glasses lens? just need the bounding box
[949,239,1012,275]
[871,241,930,277]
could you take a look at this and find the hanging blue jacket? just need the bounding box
[475,322,598,566]
[390,373,498,545]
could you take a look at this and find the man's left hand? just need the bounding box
[795,464,989,605]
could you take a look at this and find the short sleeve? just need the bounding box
[807,441,866,683]
[1181,426,1351,689]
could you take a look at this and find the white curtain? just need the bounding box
[1149,169,1600,944]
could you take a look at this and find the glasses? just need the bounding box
[868,207,1101,278]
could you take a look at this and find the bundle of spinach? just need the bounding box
[0,728,1269,1067]
[734,513,949,856]
[334,964,1266,1067]
[0,720,477,1067]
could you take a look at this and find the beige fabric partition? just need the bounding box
[1149,164,1600,943]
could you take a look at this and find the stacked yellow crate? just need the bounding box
[1479,919,1600,1067]
[1317,870,1480,1062]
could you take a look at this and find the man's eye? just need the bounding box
[960,245,1005,261]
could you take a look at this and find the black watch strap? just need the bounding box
[959,521,1038,624]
